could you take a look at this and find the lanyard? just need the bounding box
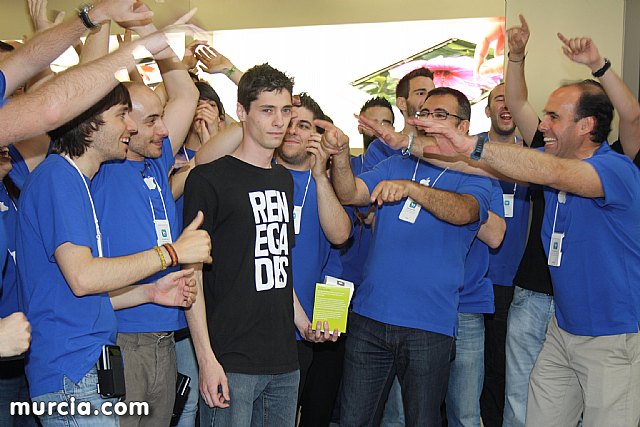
[551,191,567,235]
[183,146,190,162]
[298,170,312,210]
[62,155,103,257]
[141,163,171,224]
[412,158,448,188]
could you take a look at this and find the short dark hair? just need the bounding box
[295,92,326,134]
[425,87,471,121]
[487,82,505,105]
[49,83,131,157]
[360,96,394,124]
[395,67,434,99]
[237,63,294,112]
[0,41,14,52]
[565,80,613,143]
[195,81,225,117]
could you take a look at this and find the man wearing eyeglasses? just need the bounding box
[327,87,492,426]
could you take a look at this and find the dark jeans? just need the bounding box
[340,312,454,427]
[480,285,514,427]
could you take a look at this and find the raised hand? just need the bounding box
[315,119,349,156]
[506,14,530,60]
[93,0,154,27]
[173,211,213,264]
[0,312,31,358]
[27,0,65,33]
[183,39,209,69]
[306,134,329,179]
[557,33,604,71]
[150,268,197,307]
[357,113,408,150]
[301,321,340,343]
[405,117,476,158]
[196,46,234,75]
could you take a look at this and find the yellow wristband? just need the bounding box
[154,246,167,271]
[224,64,236,77]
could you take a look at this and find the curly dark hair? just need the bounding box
[237,63,294,112]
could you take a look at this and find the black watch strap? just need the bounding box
[592,58,611,78]
[470,134,486,160]
[78,4,99,30]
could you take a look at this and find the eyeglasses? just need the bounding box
[414,110,465,121]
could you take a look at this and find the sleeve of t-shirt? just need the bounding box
[39,170,97,261]
[584,152,640,210]
[358,155,394,195]
[0,70,6,101]
[183,166,217,237]
[490,179,505,217]
[362,139,397,172]
[456,173,492,226]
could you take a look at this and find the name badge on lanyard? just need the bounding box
[399,178,430,224]
[155,220,172,246]
[293,205,302,235]
[502,194,514,218]
[548,191,566,267]
[144,175,173,246]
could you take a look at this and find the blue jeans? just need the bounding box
[446,312,485,427]
[31,367,119,427]
[173,336,199,427]
[199,370,299,427]
[340,312,454,427]
[503,287,554,427]
[380,377,405,427]
[0,359,39,427]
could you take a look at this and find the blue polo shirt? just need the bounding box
[541,143,640,336]
[339,155,373,287]
[356,155,491,336]
[459,179,504,314]
[289,169,337,340]
[91,137,186,333]
[362,138,402,173]
[17,155,117,397]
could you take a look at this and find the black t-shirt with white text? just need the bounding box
[183,155,298,375]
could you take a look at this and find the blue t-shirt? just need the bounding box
[339,155,373,286]
[541,143,640,336]
[362,138,402,173]
[356,155,492,336]
[289,169,334,340]
[17,155,117,397]
[0,70,7,286]
[91,137,186,333]
[8,144,31,191]
[0,150,30,318]
[459,179,504,314]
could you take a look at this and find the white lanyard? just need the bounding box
[412,158,448,187]
[62,155,103,257]
[183,146,190,162]
[551,191,567,235]
[144,176,170,223]
[299,170,312,210]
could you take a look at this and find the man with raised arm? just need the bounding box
[327,87,491,426]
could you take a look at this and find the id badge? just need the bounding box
[548,232,564,267]
[144,176,157,190]
[293,206,302,235]
[503,194,514,218]
[399,197,421,223]
[155,219,172,245]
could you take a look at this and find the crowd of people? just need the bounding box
[0,1,638,427]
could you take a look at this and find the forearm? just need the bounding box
[293,289,311,335]
[170,158,195,200]
[184,266,219,366]
[0,18,87,95]
[315,175,352,245]
[195,123,242,165]
[1,43,137,145]
[57,243,168,296]
[330,152,367,205]
[476,211,506,249]
[505,58,539,143]
[79,20,110,64]
[408,182,480,225]
[109,284,154,310]
[480,143,603,197]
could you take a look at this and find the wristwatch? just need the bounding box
[591,58,611,78]
[77,4,100,30]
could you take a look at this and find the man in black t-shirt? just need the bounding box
[183,64,332,427]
